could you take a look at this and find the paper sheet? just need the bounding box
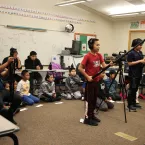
[116,101,124,104]
[20,108,28,112]
[55,102,64,105]
[36,104,43,107]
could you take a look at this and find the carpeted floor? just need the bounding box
[0,100,145,145]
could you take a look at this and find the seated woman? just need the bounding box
[38,74,61,102]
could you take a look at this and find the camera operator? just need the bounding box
[0,57,21,124]
[2,48,22,82]
[127,38,145,111]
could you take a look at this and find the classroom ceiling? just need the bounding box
[82,0,145,19]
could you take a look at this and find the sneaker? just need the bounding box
[128,105,137,112]
[84,118,98,126]
[92,116,101,122]
[134,104,142,109]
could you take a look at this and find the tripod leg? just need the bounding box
[108,68,120,91]
[119,69,127,123]
[96,99,104,113]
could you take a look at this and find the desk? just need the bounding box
[15,69,69,74]
[0,115,19,145]
[15,69,69,94]
[15,69,54,74]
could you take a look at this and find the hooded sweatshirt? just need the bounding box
[25,56,43,70]
[65,75,81,93]
[38,81,55,97]
[104,78,118,94]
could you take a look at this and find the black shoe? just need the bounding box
[11,119,17,125]
[128,105,137,112]
[134,104,142,109]
[84,118,98,126]
[92,116,101,122]
[13,108,20,116]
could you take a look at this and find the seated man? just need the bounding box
[96,71,114,111]
[105,70,121,101]
[2,48,22,82]
[0,57,21,124]
[25,51,43,93]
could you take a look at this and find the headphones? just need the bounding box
[88,38,98,50]
[10,48,17,56]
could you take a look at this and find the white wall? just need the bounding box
[113,20,145,53]
[113,21,130,53]
[0,0,113,64]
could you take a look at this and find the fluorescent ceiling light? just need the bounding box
[107,4,145,15]
[55,0,87,6]
[111,12,139,17]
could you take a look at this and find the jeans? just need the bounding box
[109,92,121,101]
[22,94,40,105]
[96,97,114,112]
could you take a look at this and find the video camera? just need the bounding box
[112,50,127,62]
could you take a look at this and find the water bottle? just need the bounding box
[49,62,52,70]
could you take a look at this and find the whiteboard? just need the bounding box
[0,26,74,65]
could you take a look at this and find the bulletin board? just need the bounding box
[74,33,96,55]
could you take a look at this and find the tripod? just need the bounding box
[95,61,128,123]
[108,61,127,123]
[9,60,16,101]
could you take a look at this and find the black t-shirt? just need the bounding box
[127,50,144,78]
